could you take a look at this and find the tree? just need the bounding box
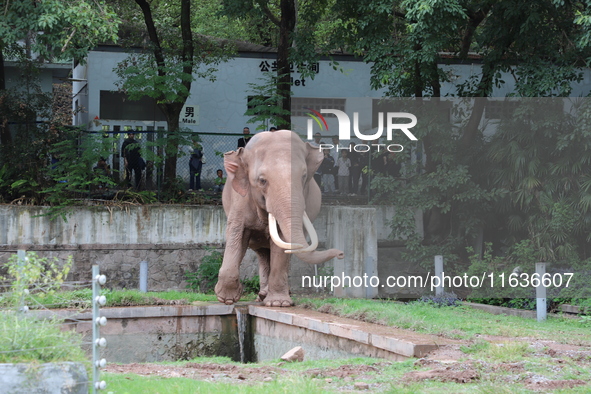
[114,0,230,183]
[0,0,120,145]
[315,0,591,267]
[223,0,302,128]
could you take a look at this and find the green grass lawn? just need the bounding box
[6,289,590,393]
[296,297,591,344]
[10,289,591,345]
[2,288,256,310]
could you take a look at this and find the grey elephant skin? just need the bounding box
[215,130,344,307]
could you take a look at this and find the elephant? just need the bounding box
[215,130,345,307]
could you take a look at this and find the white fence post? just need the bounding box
[434,255,444,296]
[92,265,108,392]
[536,262,547,322]
[139,261,148,293]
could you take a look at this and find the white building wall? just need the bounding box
[74,48,591,135]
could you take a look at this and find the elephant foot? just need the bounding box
[215,278,243,305]
[255,290,268,302]
[264,293,294,307]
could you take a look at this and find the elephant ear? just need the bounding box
[305,142,323,181]
[224,148,249,197]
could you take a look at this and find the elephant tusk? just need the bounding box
[268,213,304,250]
[285,212,319,254]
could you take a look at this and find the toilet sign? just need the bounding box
[180,105,199,125]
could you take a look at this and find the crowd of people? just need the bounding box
[96,127,400,195]
[313,135,402,196]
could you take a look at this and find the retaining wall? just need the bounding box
[33,303,449,363]
[0,205,425,297]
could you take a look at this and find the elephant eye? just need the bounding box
[258,177,267,186]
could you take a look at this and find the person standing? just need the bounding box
[237,127,252,148]
[319,150,336,193]
[336,150,351,195]
[349,142,362,194]
[189,141,204,191]
[121,132,143,189]
[330,135,340,192]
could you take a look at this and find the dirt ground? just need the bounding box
[104,334,591,392]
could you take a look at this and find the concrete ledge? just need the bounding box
[463,302,537,318]
[249,305,454,358]
[560,304,588,315]
[0,243,225,252]
[31,304,235,321]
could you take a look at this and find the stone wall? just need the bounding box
[0,205,425,296]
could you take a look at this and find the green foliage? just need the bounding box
[460,340,490,354]
[42,127,118,218]
[240,275,260,295]
[112,0,232,185]
[297,297,591,343]
[0,252,72,310]
[0,62,55,204]
[370,100,500,271]
[2,289,222,309]
[185,249,259,295]
[244,73,292,130]
[488,98,591,264]
[0,312,87,364]
[0,252,85,364]
[0,0,119,64]
[185,249,224,293]
[415,292,461,308]
[158,176,190,202]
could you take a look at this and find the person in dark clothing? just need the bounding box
[121,132,143,189]
[237,127,252,148]
[349,142,362,194]
[376,151,401,177]
[319,150,336,193]
[189,142,204,191]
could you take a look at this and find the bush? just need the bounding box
[0,252,72,309]
[185,249,260,296]
[185,249,223,293]
[241,275,260,295]
[415,292,461,307]
[0,312,86,363]
[0,251,87,364]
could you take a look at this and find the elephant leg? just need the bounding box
[254,248,270,302]
[264,243,294,307]
[215,225,249,305]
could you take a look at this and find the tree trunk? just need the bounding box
[136,0,193,186]
[0,46,11,146]
[276,0,296,128]
[162,105,182,182]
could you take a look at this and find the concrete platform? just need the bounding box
[29,302,456,363]
[249,305,456,359]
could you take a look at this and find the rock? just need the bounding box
[354,382,370,390]
[280,346,304,362]
[237,374,246,380]
[263,377,274,382]
[0,362,88,394]
[325,378,333,383]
